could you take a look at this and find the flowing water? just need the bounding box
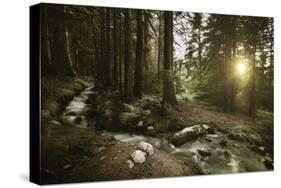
[62,84,269,174]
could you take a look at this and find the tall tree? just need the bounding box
[119,9,123,94]
[47,5,76,76]
[113,9,119,89]
[134,10,144,98]
[245,17,259,116]
[105,8,112,86]
[124,9,133,98]
[99,8,106,84]
[157,12,164,82]
[163,11,178,105]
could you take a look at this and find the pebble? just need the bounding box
[130,150,146,163]
[147,126,154,131]
[126,159,134,168]
[137,121,144,127]
[138,141,154,155]
[100,156,106,161]
[143,109,152,116]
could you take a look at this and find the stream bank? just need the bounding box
[41,79,193,184]
[41,80,273,184]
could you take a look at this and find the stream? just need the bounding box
[61,84,269,175]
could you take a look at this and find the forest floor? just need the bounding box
[40,78,273,184]
[177,100,273,157]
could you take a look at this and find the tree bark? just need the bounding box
[105,8,112,86]
[163,11,178,105]
[99,8,106,85]
[113,9,119,89]
[229,17,236,112]
[119,9,123,94]
[248,47,257,116]
[65,26,77,77]
[134,10,144,98]
[157,13,164,82]
[124,9,133,98]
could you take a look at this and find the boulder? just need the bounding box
[263,157,273,170]
[170,125,207,146]
[139,97,161,112]
[118,112,140,128]
[227,131,247,142]
[137,141,154,155]
[197,148,211,157]
[143,109,152,116]
[74,116,82,124]
[130,150,146,163]
[62,115,88,128]
[223,150,231,159]
[207,127,216,134]
[248,145,266,155]
[137,121,144,127]
[219,139,227,148]
[247,133,262,146]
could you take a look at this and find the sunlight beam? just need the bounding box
[236,62,247,75]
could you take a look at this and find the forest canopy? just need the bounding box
[41,4,274,116]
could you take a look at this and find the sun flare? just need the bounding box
[236,62,247,75]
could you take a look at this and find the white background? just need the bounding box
[0,0,279,187]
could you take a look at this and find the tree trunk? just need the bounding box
[124,9,133,98]
[64,26,77,77]
[119,9,123,94]
[99,8,106,85]
[248,47,257,116]
[48,5,75,77]
[43,4,52,66]
[143,12,150,92]
[105,8,112,86]
[91,11,101,81]
[157,13,164,82]
[229,17,236,112]
[163,11,178,105]
[134,10,144,98]
[223,18,231,112]
[113,9,119,89]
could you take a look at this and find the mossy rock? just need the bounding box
[227,131,247,142]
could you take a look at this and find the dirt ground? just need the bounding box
[41,121,193,184]
[40,78,273,184]
[40,79,194,184]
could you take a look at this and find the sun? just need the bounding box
[236,62,247,75]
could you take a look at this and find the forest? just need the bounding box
[39,3,274,184]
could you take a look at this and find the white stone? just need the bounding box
[138,141,154,155]
[130,150,146,163]
[126,159,134,168]
[124,104,135,112]
[147,126,154,131]
[137,120,144,127]
[143,109,152,116]
[49,120,62,126]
